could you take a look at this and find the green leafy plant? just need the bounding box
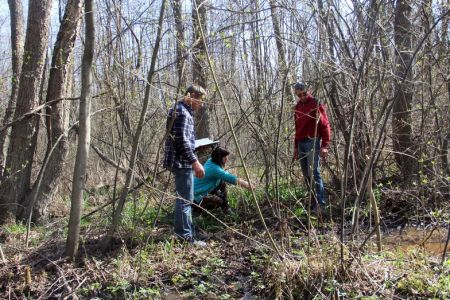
[4,222,27,235]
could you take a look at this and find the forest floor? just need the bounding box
[0,184,449,299]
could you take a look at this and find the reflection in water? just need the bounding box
[383,227,450,255]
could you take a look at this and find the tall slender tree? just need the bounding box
[66,0,95,260]
[444,6,449,177]
[393,0,417,180]
[192,0,209,140]
[269,0,291,101]
[172,0,187,88]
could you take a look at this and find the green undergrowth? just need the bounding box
[0,182,449,299]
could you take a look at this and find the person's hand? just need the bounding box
[244,180,252,190]
[238,178,252,190]
[192,160,205,178]
[248,181,257,190]
[320,148,328,159]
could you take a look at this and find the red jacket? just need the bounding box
[294,95,331,150]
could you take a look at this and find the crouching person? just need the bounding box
[193,147,252,214]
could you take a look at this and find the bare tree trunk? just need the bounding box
[172,0,187,88]
[250,0,263,119]
[0,0,52,225]
[66,0,94,260]
[367,147,382,251]
[192,0,209,140]
[393,0,417,181]
[439,0,449,176]
[249,0,272,191]
[102,0,167,250]
[323,0,342,129]
[0,0,24,180]
[19,0,84,224]
[269,0,291,101]
[269,0,292,217]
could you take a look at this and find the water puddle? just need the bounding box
[383,227,450,255]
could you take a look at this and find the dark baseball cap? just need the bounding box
[293,82,306,91]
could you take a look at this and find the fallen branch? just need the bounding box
[90,144,127,173]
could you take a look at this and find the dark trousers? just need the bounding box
[298,138,326,207]
[194,181,229,213]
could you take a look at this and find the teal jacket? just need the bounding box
[194,158,237,203]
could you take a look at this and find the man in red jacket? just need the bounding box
[293,82,331,209]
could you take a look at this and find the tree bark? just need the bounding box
[0,0,25,180]
[367,148,382,251]
[439,0,449,177]
[172,0,187,88]
[18,0,84,224]
[66,0,95,260]
[269,0,292,102]
[393,0,417,180]
[0,0,52,225]
[249,0,272,190]
[269,0,292,215]
[192,0,209,140]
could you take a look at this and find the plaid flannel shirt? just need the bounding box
[163,101,197,169]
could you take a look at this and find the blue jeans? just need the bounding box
[298,138,326,206]
[172,168,195,240]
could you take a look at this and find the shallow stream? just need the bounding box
[382,226,450,256]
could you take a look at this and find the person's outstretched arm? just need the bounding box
[210,163,252,190]
[237,178,252,190]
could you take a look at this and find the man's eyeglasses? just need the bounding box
[296,91,307,98]
[189,93,207,102]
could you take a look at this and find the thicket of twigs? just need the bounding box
[0,0,449,299]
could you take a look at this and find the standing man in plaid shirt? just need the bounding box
[164,84,207,246]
